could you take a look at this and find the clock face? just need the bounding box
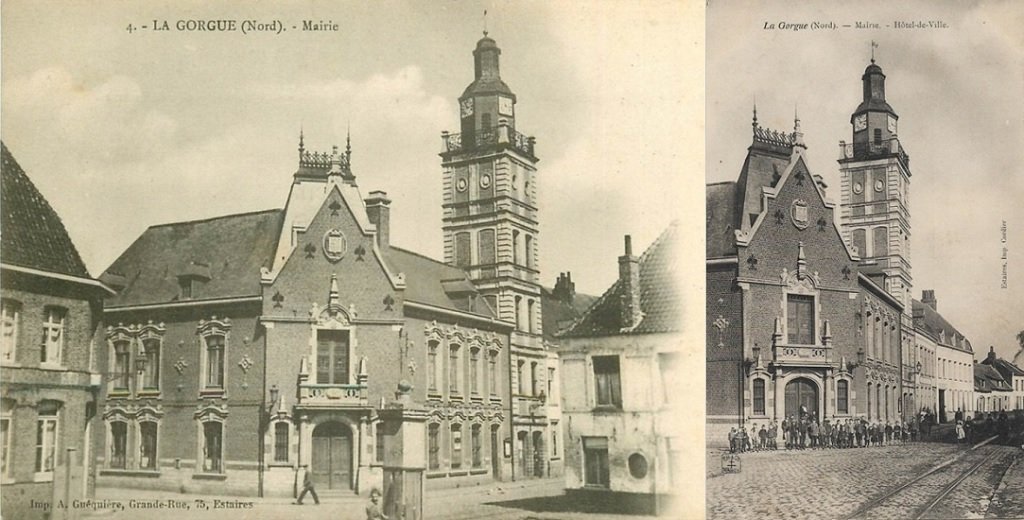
[456,177,468,192]
[498,96,513,116]
[887,115,897,134]
[460,99,474,118]
[854,114,867,132]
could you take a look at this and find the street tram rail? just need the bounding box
[842,435,1001,520]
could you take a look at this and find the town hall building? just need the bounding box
[92,33,563,498]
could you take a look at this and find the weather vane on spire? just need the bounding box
[871,40,878,64]
[483,9,488,37]
[752,95,758,127]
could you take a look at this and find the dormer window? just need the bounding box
[180,278,198,299]
[179,261,212,300]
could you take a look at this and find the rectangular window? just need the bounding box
[140,422,158,470]
[202,422,223,473]
[110,421,127,469]
[316,330,349,385]
[1,300,20,363]
[488,351,498,396]
[451,425,462,469]
[583,437,610,488]
[470,348,480,395]
[478,229,496,265]
[274,422,289,463]
[753,379,765,415]
[449,345,461,394]
[531,362,540,397]
[35,414,58,473]
[517,360,526,395]
[547,367,555,400]
[427,341,438,391]
[0,416,9,477]
[512,230,520,265]
[41,307,65,365]
[471,424,482,468]
[428,424,440,470]
[525,235,534,269]
[205,335,225,388]
[551,423,558,457]
[455,232,472,268]
[593,356,622,408]
[514,296,522,331]
[837,380,849,414]
[375,424,385,463]
[527,300,535,333]
[113,340,131,391]
[787,295,814,344]
[142,339,160,390]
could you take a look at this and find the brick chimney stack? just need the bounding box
[987,346,997,363]
[618,235,642,329]
[922,290,937,311]
[365,191,391,250]
[553,272,575,305]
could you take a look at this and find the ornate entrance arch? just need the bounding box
[311,421,352,490]
[785,377,818,419]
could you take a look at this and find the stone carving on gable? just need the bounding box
[323,229,348,262]
[790,199,809,230]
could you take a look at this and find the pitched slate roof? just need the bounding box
[980,350,1024,378]
[974,363,1012,393]
[541,288,597,341]
[1,142,90,278]
[384,246,494,318]
[706,130,794,259]
[103,209,284,307]
[912,299,973,354]
[559,221,680,338]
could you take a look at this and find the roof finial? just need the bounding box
[345,123,352,163]
[871,40,878,64]
[483,9,488,37]
[752,95,758,128]
[298,125,305,154]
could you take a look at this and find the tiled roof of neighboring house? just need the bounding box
[1015,348,1024,371]
[980,349,1024,378]
[384,247,494,318]
[974,363,1012,392]
[912,300,974,354]
[559,221,680,338]
[102,209,284,307]
[1,142,90,278]
[541,287,598,341]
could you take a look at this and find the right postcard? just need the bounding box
[705,1,1024,519]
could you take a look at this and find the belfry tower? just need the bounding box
[440,33,548,476]
[838,58,913,314]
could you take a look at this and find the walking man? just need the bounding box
[295,463,320,505]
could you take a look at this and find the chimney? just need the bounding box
[922,290,937,311]
[364,191,391,250]
[987,346,997,363]
[553,272,575,305]
[618,235,642,329]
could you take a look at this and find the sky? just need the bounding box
[1,0,699,301]
[708,0,1024,361]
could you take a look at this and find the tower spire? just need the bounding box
[871,40,878,64]
[483,9,488,37]
[298,126,305,155]
[345,123,352,164]
[752,96,758,128]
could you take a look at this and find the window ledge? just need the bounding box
[267,463,293,469]
[0,361,22,368]
[592,405,623,414]
[38,363,67,372]
[192,472,228,481]
[199,389,226,398]
[108,390,131,399]
[448,470,468,477]
[137,390,161,398]
[33,472,54,483]
[100,469,161,478]
[426,471,446,479]
[469,468,488,475]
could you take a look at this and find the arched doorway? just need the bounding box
[785,377,818,420]
[532,431,545,477]
[311,421,352,490]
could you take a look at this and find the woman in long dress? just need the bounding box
[956,421,966,446]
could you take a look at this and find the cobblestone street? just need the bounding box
[707,442,1024,520]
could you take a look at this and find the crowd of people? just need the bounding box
[727,408,1024,453]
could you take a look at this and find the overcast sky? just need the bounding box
[708,0,1024,361]
[1,0,697,300]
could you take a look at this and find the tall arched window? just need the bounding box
[525,235,534,269]
[488,350,499,397]
[867,382,873,419]
[141,338,160,391]
[205,335,225,389]
[109,421,128,469]
[873,227,888,257]
[113,340,131,391]
[449,344,461,394]
[837,380,849,414]
[140,422,158,469]
[470,347,481,395]
[427,340,439,392]
[274,422,289,463]
[753,379,765,415]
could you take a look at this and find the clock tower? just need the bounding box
[838,59,913,314]
[441,33,548,475]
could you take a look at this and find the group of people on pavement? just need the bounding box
[727,408,939,453]
[729,407,1024,454]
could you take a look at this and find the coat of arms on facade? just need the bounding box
[790,199,809,230]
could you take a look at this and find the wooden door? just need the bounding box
[311,422,352,490]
